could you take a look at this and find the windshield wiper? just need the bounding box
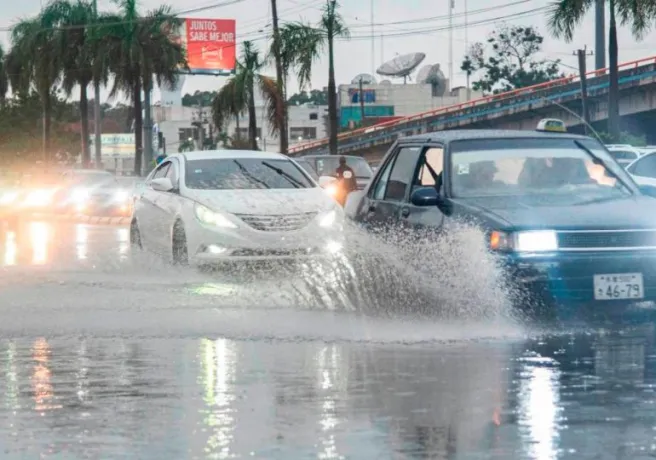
[573,140,632,193]
[261,161,304,188]
[233,160,270,189]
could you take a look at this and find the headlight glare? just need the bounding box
[194,204,237,228]
[318,209,337,227]
[0,192,18,205]
[489,230,558,252]
[72,188,89,202]
[115,190,129,201]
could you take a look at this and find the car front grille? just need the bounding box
[557,230,656,250]
[235,212,317,231]
[231,248,317,257]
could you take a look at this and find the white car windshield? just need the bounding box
[450,138,634,202]
[185,158,315,190]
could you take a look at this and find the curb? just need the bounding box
[28,213,130,226]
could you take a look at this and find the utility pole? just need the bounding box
[370,0,374,77]
[92,0,102,169]
[358,76,366,128]
[143,85,154,172]
[595,0,605,71]
[575,46,594,132]
[448,0,454,87]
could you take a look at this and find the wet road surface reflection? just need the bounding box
[2,220,656,458]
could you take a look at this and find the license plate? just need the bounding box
[593,273,644,300]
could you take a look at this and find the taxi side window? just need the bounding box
[384,147,422,202]
[416,147,444,187]
[165,160,179,185]
[372,156,395,200]
[152,163,170,180]
[631,155,656,178]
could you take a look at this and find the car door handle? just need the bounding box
[400,207,410,218]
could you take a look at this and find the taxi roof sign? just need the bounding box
[536,118,567,133]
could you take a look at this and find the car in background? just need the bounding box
[130,150,344,266]
[347,119,656,318]
[626,151,656,189]
[293,158,319,181]
[300,154,374,190]
[16,173,63,213]
[56,169,132,216]
[605,144,642,168]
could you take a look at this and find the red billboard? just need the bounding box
[178,18,236,75]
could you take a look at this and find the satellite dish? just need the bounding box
[351,73,377,85]
[376,52,426,84]
[380,80,392,86]
[416,65,432,84]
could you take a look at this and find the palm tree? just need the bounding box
[42,0,98,166]
[0,45,8,102]
[269,0,288,154]
[102,0,186,175]
[275,1,349,154]
[6,15,61,161]
[212,41,284,151]
[548,0,650,141]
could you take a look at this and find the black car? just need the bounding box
[347,122,656,318]
[300,154,373,190]
[56,170,132,216]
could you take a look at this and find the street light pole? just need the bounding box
[92,0,102,169]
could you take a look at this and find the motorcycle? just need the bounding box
[318,170,356,207]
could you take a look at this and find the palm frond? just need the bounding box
[258,75,284,136]
[278,22,324,91]
[547,0,594,41]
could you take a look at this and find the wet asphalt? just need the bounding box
[0,219,655,459]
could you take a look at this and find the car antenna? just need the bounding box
[536,95,605,144]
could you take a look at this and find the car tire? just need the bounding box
[172,222,189,266]
[130,219,142,250]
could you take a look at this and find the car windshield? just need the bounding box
[609,150,638,161]
[450,138,634,203]
[295,159,319,180]
[313,156,373,178]
[185,158,315,190]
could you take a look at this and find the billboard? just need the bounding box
[177,19,236,76]
[89,134,134,157]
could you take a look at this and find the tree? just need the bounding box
[460,25,562,94]
[182,90,217,107]
[42,0,97,166]
[6,15,61,161]
[211,41,284,151]
[269,0,288,154]
[0,45,8,102]
[287,89,328,105]
[275,1,349,155]
[548,0,650,142]
[102,0,186,175]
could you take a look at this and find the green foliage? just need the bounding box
[182,91,217,107]
[597,131,647,146]
[287,89,327,105]
[461,25,563,94]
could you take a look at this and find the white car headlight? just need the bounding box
[0,191,18,205]
[318,209,338,227]
[115,190,129,201]
[194,203,237,228]
[71,188,89,202]
[490,230,558,252]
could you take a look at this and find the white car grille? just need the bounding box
[236,212,317,231]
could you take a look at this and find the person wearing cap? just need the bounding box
[334,156,358,205]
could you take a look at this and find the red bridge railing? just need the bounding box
[288,55,656,154]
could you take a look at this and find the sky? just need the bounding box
[1,0,655,107]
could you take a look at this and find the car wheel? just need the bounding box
[172,222,189,266]
[130,219,142,250]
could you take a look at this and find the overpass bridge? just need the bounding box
[288,55,656,160]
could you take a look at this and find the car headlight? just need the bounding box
[24,189,54,206]
[194,203,237,228]
[0,192,18,205]
[489,230,558,252]
[115,190,129,201]
[318,209,339,227]
[325,184,338,196]
[71,188,89,202]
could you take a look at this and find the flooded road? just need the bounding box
[1,220,656,459]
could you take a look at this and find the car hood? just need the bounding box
[187,187,336,215]
[451,194,656,230]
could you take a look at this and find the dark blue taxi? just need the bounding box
[346,120,656,318]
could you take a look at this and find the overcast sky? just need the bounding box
[1,0,654,105]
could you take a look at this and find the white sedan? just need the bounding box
[130,150,344,266]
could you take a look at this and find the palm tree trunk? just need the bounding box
[235,115,241,140]
[79,82,91,167]
[133,78,144,176]
[42,91,52,163]
[247,83,258,150]
[327,29,338,155]
[270,0,289,154]
[607,0,620,142]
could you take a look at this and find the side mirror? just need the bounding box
[410,186,439,206]
[639,184,656,198]
[344,190,365,218]
[318,175,336,188]
[151,177,173,192]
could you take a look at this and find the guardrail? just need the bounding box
[289,55,656,155]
